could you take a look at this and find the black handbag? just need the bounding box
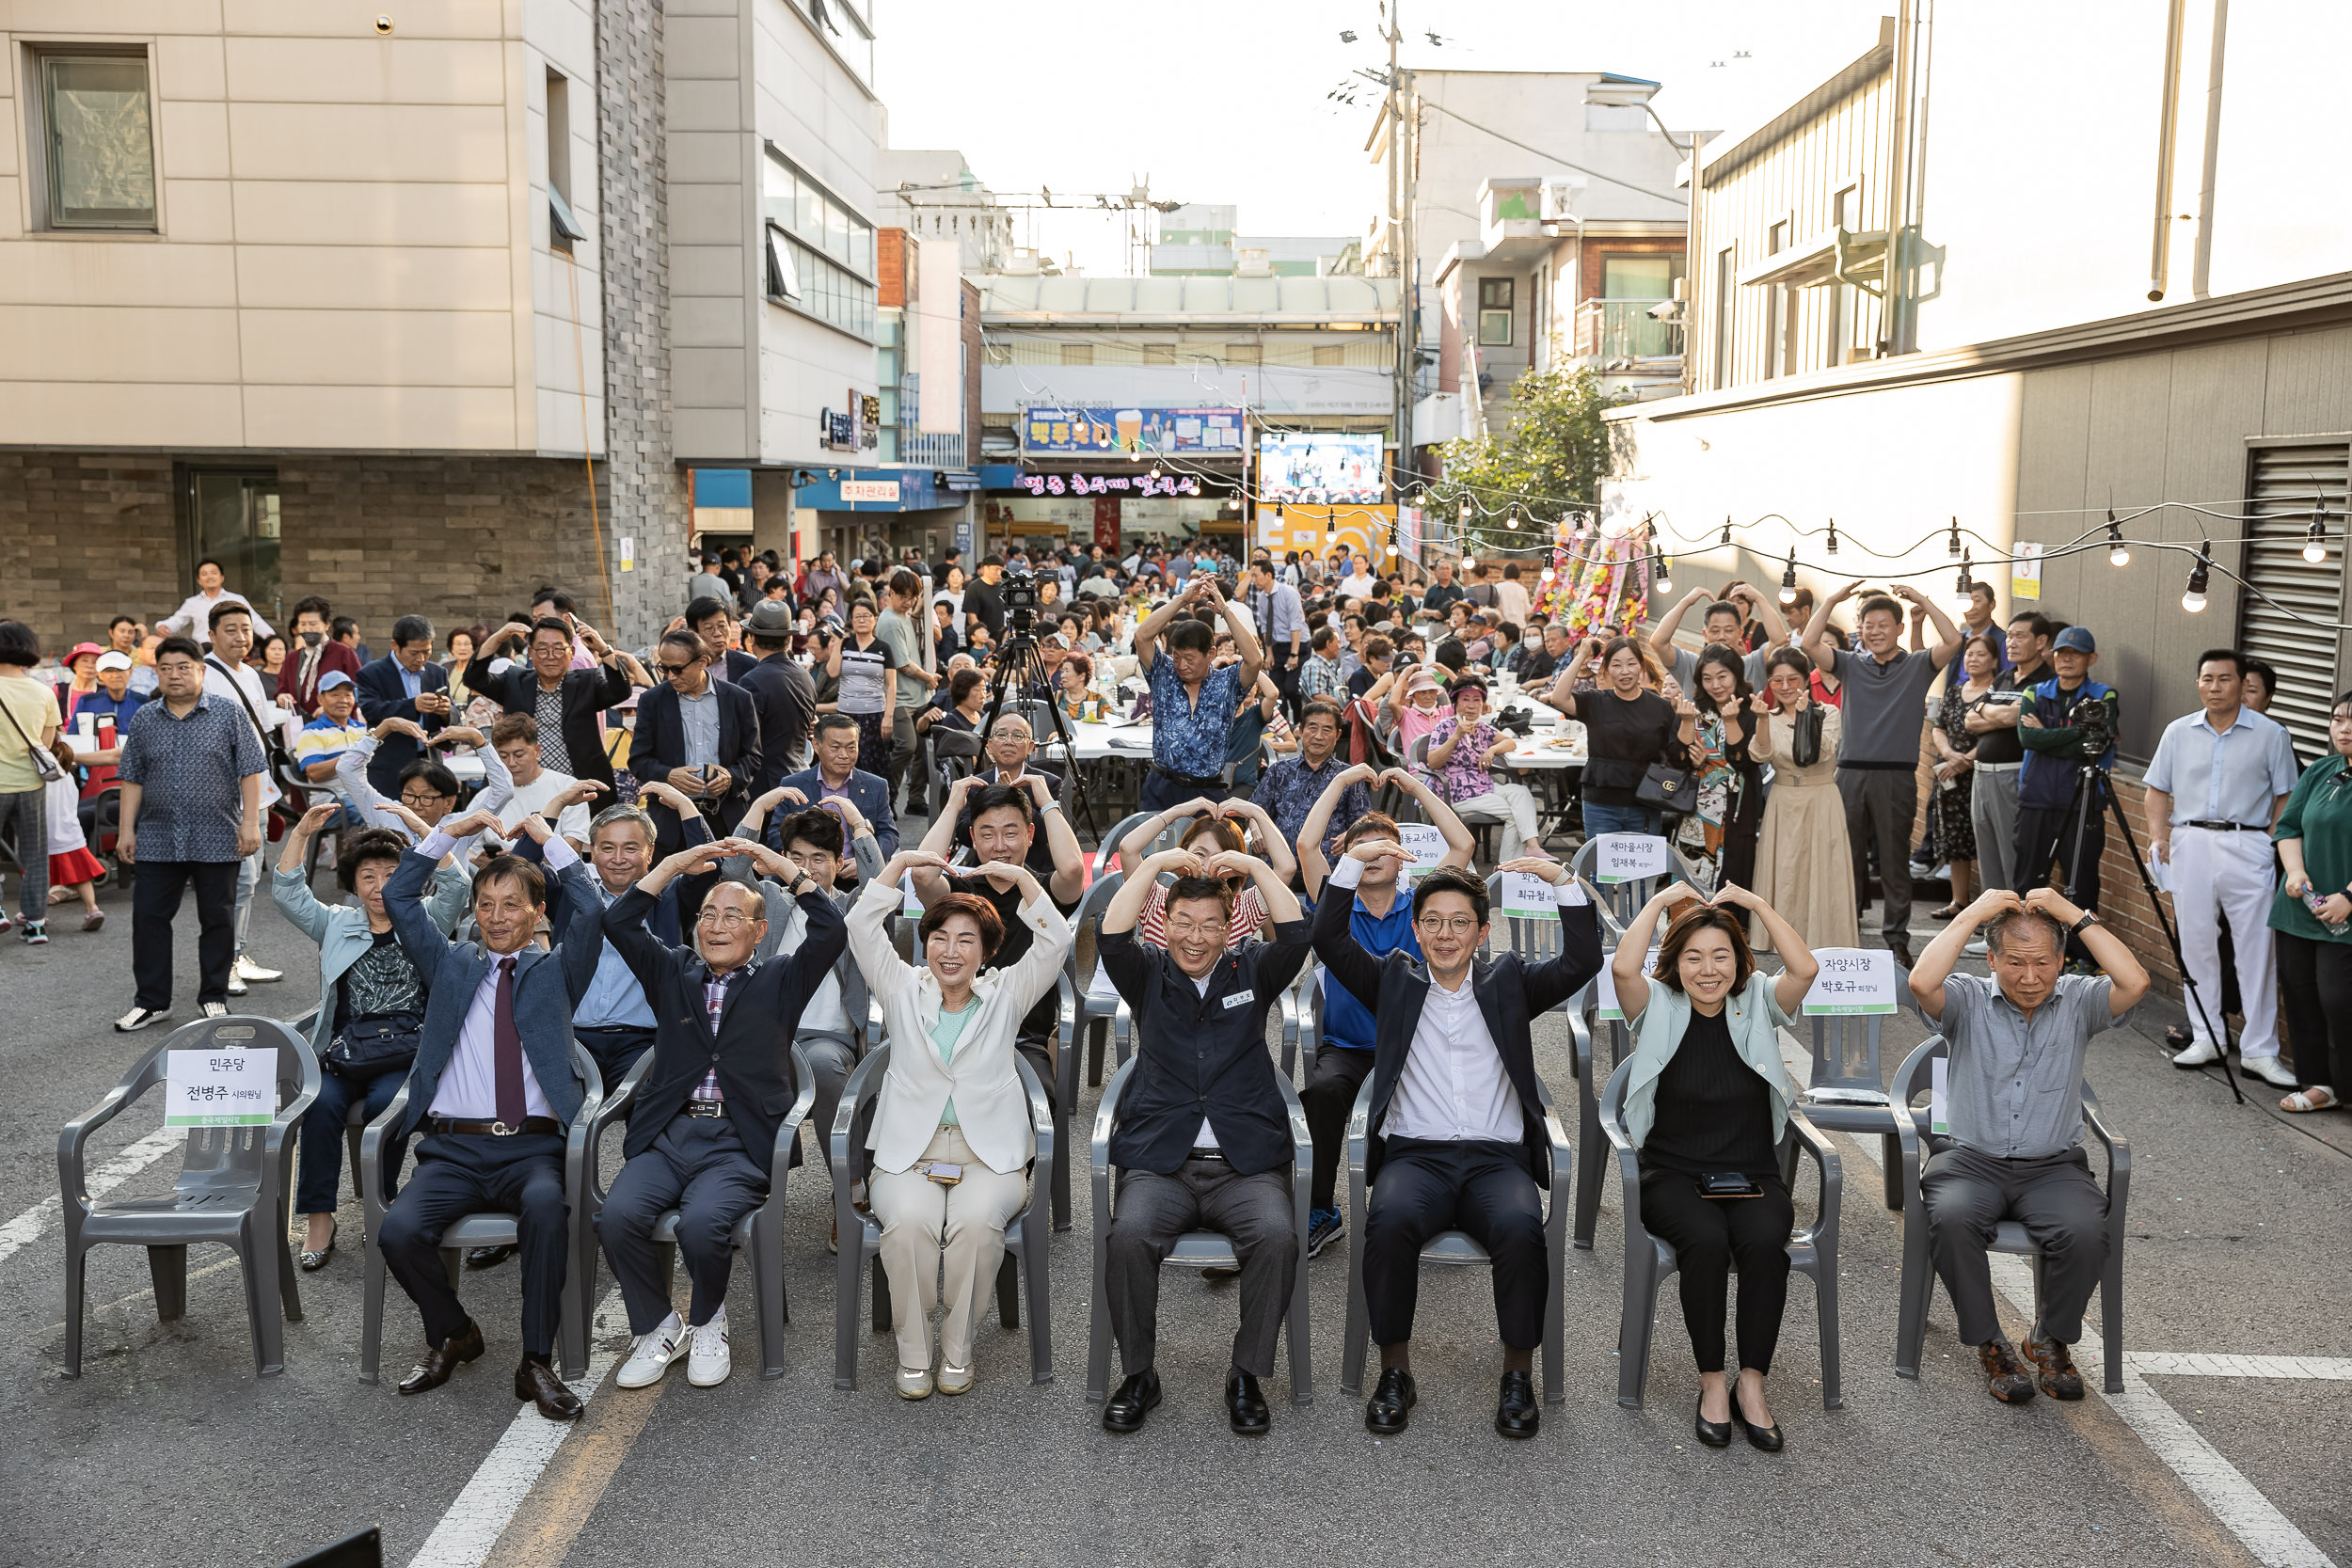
[1788,704,1825,769]
[1636,760,1695,814]
[326,1011,423,1079]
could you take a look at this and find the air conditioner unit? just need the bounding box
[1539,176,1588,221]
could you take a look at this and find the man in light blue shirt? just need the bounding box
[571,787,720,1085]
[2142,648,2302,1080]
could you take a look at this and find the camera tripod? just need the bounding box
[2055,761,2244,1104]
[976,608,1098,842]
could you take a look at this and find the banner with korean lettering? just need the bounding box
[1020,406,1245,457]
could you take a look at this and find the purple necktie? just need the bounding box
[494,956,525,1127]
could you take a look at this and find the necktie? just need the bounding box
[494,956,525,1127]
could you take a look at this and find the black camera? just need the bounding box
[998,570,1041,610]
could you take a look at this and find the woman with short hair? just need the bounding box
[1613,881,1820,1451]
[848,847,1073,1399]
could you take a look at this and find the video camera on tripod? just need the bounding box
[997,569,1042,630]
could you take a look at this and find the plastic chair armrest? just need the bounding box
[58,1045,167,1208]
[830,1046,890,1195]
[2081,1079,2129,1224]
[1014,1053,1054,1167]
[1787,1105,1843,1243]
[583,1051,656,1204]
[774,1041,816,1195]
[358,1079,413,1231]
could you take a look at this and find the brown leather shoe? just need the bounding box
[397,1319,485,1395]
[1978,1338,2038,1403]
[515,1353,584,1421]
[2022,1335,2087,1400]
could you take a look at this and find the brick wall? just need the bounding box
[879,229,909,309]
[0,453,181,653]
[2088,769,2185,995]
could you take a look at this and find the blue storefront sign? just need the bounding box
[1019,406,1244,457]
[791,468,952,513]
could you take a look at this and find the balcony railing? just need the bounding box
[898,429,966,467]
[1572,298,1683,363]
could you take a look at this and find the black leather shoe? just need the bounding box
[1494,1369,1540,1439]
[1364,1367,1417,1434]
[515,1354,583,1421]
[396,1319,484,1395]
[1102,1370,1161,1433]
[1887,939,1916,972]
[1226,1370,1271,1434]
[1735,1386,1785,1451]
[466,1243,517,1270]
[1694,1396,1734,1448]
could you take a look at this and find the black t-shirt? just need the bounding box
[1577,688,1681,804]
[1346,665,1381,700]
[948,870,1078,1044]
[964,578,1008,639]
[953,768,1063,879]
[1969,658,2048,766]
[1640,1006,1779,1179]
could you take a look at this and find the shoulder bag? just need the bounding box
[204,655,299,776]
[1787,703,1825,769]
[325,1010,423,1078]
[0,696,67,784]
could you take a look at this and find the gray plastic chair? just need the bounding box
[1084,1057,1314,1404]
[577,1044,815,1379]
[1788,971,1924,1211]
[59,1016,319,1377]
[1568,833,1703,926]
[1060,869,1131,1093]
[1597,1056,1844,1410]
[1338,1068,1573,1404]
[829,1045,1055,1388]
[357,1041,604,1384]
[1890,1036,2129,1394]
[1482,871,1609,1250]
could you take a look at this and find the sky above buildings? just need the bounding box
[876,0,1896,273]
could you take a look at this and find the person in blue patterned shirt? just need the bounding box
[1133,577,1264,812]
[1251,698,1368,870]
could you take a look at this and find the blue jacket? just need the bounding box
[384,842,603,1136]
[2017,678,2119,811]
[353,655,451,798]
[763,765,898,860]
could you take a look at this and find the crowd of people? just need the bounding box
[7,524,2342,1438]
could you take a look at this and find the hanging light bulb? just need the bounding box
[1148,463,1162,480]
[1778,550,1799,606]
[1506,506,1521,531]
[1952,551,1975,613]
[1539,566,1555,583]
[1273,503,1285,523]
[1385,538,1399,556]
[1825,519,1839,556]
[1655,553,1675,595]
[2182,544,2212,613]
[1947,518,1963,559]
[1458,497,1473,524]
[2304,499,2330,564]
[2105,510,2129,567]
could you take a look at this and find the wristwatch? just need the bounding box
[2067,912,2101,940]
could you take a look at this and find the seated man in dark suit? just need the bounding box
[1313,848,1600,1440]
[375,805,607,1420]
[761,712,898,862]
[596,834,846,1388]
[467,616,634,794]
[353,615,453,799]
[634,628,761,855]
[1096,847,1311,1435]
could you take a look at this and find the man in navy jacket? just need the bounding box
[632,627,762,854]
[761,713,898,862]
[1313,846,1600,1441]
[354,615,453,799]
[375,805,605,1420]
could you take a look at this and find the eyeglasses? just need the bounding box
[658,661,697,676]
[696,909,758,929]
[1414,915,1481,937]
[399,790,455,806]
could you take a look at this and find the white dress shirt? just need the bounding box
[163,589,272,645]
[2143,705,2301,829]
[1383,970,1523,1143]
[425,833,580,1120]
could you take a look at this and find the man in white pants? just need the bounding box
[2142,649,2302,1085]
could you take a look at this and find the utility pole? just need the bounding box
[1384,5,1418,548]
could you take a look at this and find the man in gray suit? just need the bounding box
[376,803,606,1420]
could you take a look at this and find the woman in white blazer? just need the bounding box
[848,847,1073,1399]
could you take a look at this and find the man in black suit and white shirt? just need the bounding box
[354,615,453,799]
[1312,847,1600,1439]
[632,628,761,853]
[467,616,634,793]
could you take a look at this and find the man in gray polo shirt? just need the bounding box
[1646,581,1789,692]
[1909,884,2149,1404]
[1804,581,1963,968]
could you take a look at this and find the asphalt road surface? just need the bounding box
[4,863,2348,1568]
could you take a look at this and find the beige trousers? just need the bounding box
[868,1125,1028,1370]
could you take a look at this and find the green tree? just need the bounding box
[1426,361,1620,558]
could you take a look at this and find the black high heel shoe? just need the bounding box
[1735,1386,1785,1451]
[1694,1395,1734,1448]
[298,1220,337,1273]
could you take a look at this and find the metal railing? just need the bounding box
[898,429,966,467]
[1571,298,1684,363]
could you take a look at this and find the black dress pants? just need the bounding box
[132,859,239,1010]
[1362,1138,1547,1350]
[2276,930,2352,1091]
[379,1132,570,1355]
[596,1114,767,1335]
[1299,1045,1375,1211]
[1637,1164,1793,1375]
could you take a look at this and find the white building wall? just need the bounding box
[0,0,601,454]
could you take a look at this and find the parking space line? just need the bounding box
[2129,1353,2352,1381]
[408,1290,627,1568]
[0,1126,183,1268]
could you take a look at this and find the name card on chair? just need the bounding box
[1398,822,1447,879]
[1931,1056,1949,1135]
[1594,950,1660,1022]
[1589,833,1669,884]
[1501,871,1586,917]
[167,1046,277,1127]
[1801,948,1898,1016]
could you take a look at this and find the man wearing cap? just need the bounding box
[2013,626,2122,963]
[294,671,373,826]
[738,598,817,789]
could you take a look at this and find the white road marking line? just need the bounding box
[1807,1109,2339,1568]
[0,1125,183,1268]
[406,1290,627,1568]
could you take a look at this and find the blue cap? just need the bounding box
[317,670,355,690]
[2052,626,2096,654]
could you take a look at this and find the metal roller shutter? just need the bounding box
[2236,443,2349,757]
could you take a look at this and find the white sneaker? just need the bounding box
[1963,938,1989,957]
[233,955,283,984]
[2243,1054,2299,1088]
[2171,1037,2222,1068]
[686,1312,731,1387]
[200,1002,230,1020]
[615,1313,684,1389]
[936,1359,974,1396]
[115,1005,171,1033]
[896,1364,934,1400]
